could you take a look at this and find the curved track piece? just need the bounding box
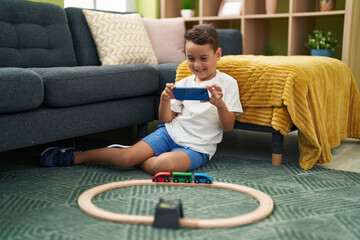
[78,180,274,228]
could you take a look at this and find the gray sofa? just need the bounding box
[0,0,242,153]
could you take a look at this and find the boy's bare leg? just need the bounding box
[137,151,191,175]
[74,141,155,168]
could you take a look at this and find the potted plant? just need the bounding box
[181,0,195,18]
[305,30,337,57]
[263,44,276,56]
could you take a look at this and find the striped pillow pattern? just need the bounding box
[83,10,158,66]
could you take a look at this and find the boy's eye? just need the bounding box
[201,57,208,61]
[187,57,195,61]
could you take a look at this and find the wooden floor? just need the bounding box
[317,138,360,172]
[217,129,360,173]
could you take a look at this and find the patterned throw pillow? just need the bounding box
[83,10,158,66]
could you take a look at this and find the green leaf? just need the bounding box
[305,30,337,50]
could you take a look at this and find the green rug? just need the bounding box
[1,153,360,240]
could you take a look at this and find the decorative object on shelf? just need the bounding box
[181,0,195,18]
[218,0,243,16]
[306,30,337,57]
[318,0,336,11]
[310,49,333,57]
[265,0,277,14]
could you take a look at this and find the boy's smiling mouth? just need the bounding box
[195,68,206,74]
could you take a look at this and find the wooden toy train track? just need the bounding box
[78,179,274,228]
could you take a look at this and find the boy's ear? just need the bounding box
[216,48,222,60]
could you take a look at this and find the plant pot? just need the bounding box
[265,0,277,14]
[319,0,335,11]
[311,49,333,57]
[181,9,195,18]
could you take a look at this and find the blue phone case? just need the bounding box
[172,87,210,101]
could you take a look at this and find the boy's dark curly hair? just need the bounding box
[184,25,219,53]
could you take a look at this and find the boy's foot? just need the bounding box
[40,147,78,167]
[106,144,130,149]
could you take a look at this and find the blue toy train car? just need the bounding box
[193,173,213,184]
[152,172,213,184]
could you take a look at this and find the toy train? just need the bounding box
[152,172,213,184]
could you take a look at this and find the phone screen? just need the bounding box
[172,87,210,101]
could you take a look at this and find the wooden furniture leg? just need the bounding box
[272,154,282,166]
[234,122,286,166]
[271,132,283,166]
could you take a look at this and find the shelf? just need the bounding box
[244,13,289,19]
[160,0,352,64]
[183,17,200,22]
[203,16,242,21]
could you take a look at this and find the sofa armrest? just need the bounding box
[218,29,243,56]
[0,68,44,113]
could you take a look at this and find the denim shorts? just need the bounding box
[141,124,210,171]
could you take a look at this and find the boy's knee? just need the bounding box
[151,157,176,173]
[119,150,137,168]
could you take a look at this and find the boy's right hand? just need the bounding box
[161,83,176,101]
[159,83,178,123]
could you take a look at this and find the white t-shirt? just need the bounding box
[165,70,243,158]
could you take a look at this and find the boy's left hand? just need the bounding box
[204,84,225,108]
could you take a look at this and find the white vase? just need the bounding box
[265,0,277,14]
[181,9,195,18]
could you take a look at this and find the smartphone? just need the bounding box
[172,87,210,101]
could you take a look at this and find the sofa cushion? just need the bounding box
[82,10,157,66]
[153,63,179,95]
[65,8,136,66]
[31,64,158,108]
[142,18,186,64]
[218,29,243,56]
[152,63,179,120]
[0,0,77,68]
[65,7,101,66]
[0,68,44,113]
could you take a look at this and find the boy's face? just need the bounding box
[185,41,221,82]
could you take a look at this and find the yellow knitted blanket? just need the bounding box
[176,55,360,170]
